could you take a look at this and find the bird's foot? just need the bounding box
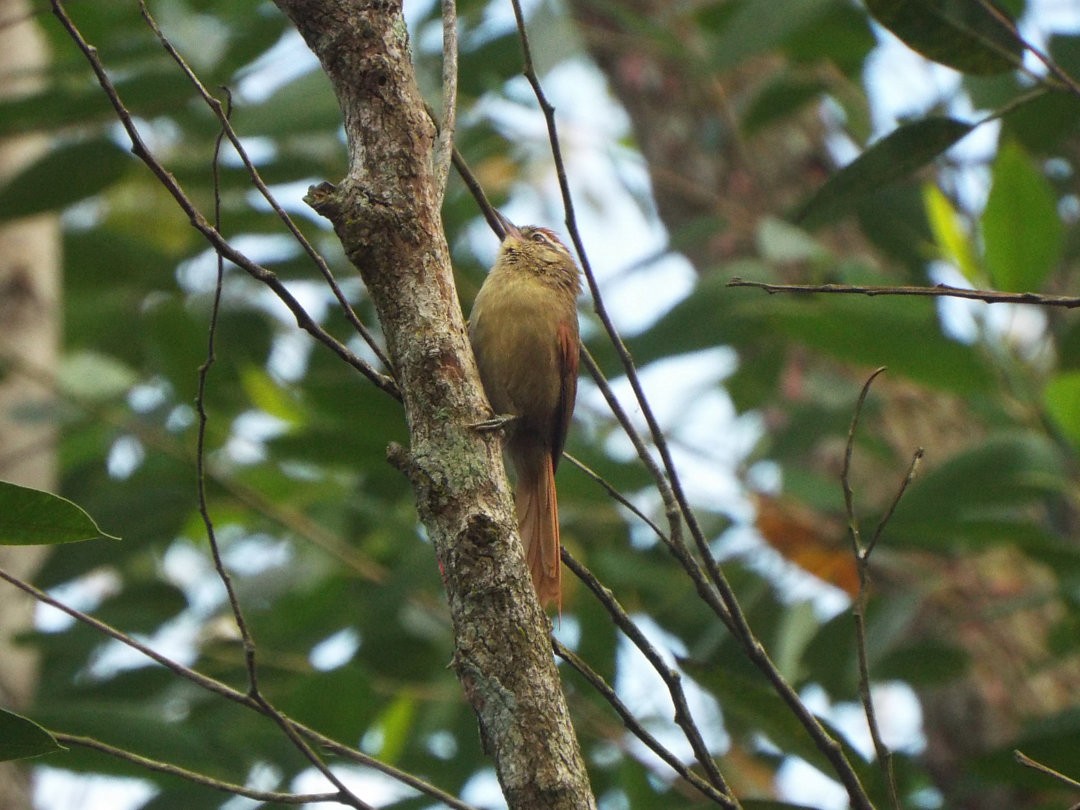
[469,413,518,433]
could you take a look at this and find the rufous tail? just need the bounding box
[514,450,561,609]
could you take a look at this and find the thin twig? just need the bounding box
[868,448,923,560]
[552,639,737,808]
[199,87,260,692]
[0,567,479,810]
[728,277,1080,308]
[562,452,669,543]
[973,0,1080,100]
[433,0,458,197]
[579,350,733,630]
[192,99,367,810]
[135,0,395,377]
[1015,749,1080,791]
[840,367,901,810]
[506,0,723,601]
[451,146,507,238]
[841,367,888,558]
[561,551,737,802]
[50,0,399,399]
[53,733,346,806]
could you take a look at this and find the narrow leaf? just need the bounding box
[0,710,64,762]
[0,138,131,221]
[798,117,974,227]
[923,183,980,283]
[0,481,119,545]
[866,0,1023,75]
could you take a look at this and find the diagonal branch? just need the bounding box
[54,733,350,807]
[562,551,738,806]
[552,639,736,807]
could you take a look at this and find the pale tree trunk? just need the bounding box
[567,4,1077,808]
[0,0,61,807]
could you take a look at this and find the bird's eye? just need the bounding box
[530,232,548,244]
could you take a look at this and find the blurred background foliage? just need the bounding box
[2,0,1080,808]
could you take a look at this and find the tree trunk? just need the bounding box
[0,1,61,807]
[269,2,596,806]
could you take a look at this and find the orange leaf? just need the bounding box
[753,494,859,596]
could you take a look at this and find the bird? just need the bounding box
[468,214,582,608]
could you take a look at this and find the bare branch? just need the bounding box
[561,551,738,803]
[136,0,395,376]
[183,83,370,810]
[553,639,736,807]
[579,350,733,630]
[869,448,923,560]
[1014,749,1080,791]
[451,146,510,240]
[841,367,888,558]
[433,0,458,197]
[562,452,669,543]
[729,277,1080,308]
[840,367,908,810]
[54,734,349,806]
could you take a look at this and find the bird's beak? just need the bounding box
[494,209,522,241]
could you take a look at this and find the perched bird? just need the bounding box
[468,215,582,608]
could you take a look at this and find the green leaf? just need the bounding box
[0,481,119,545]
[1043,371,1080,451]
[865,0,1023,75]
[923,183,980,283]
[887,432,1066,549]
[240,366,304,425]
[784,3,876,76]
[744,77,828,135]
[0,710,64,762]
[372,694,417,765]
[772,293,996,394]
[58,350,139,401]
[876,639,969,685]
[0,138,131,221]
[982,141,1063,292]
[798,118,974,227]
[706,0,839,72]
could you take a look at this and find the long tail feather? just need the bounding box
[515,451,561,609]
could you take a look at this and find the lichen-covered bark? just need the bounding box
[270,2,594,806]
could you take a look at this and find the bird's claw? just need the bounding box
[469,413,518,433]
